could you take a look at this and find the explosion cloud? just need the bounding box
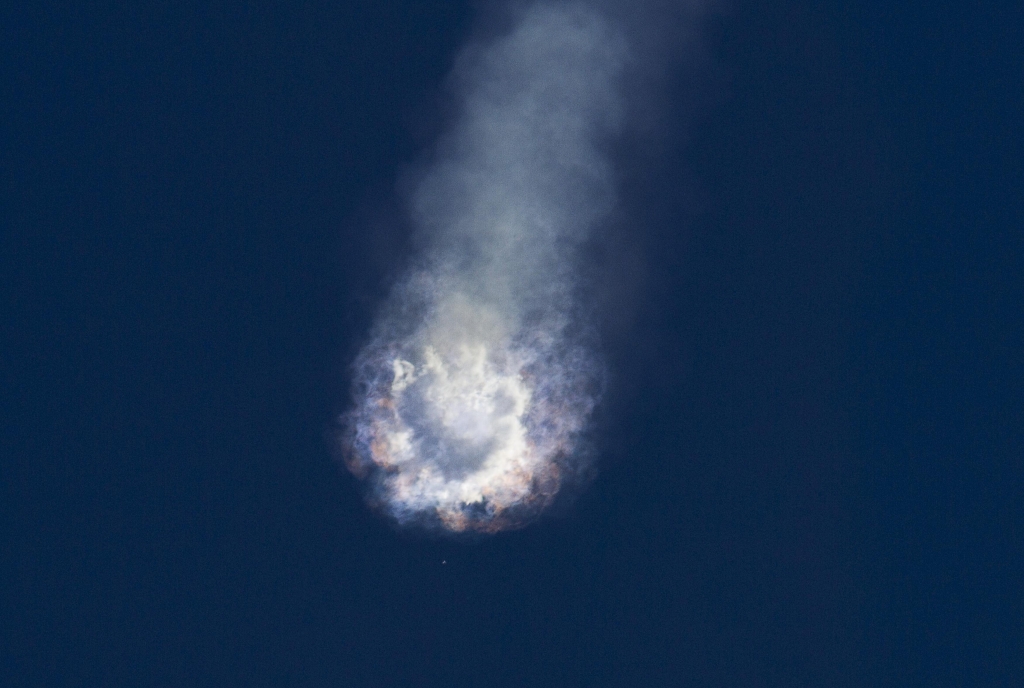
[344,2,634,533]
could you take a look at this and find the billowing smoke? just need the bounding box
[343,2,648,533]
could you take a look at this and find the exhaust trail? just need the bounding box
[343,2,655,533]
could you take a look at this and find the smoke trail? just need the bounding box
[344,2,635,533]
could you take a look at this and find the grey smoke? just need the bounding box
[344,1,705,532]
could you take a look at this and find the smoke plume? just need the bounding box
[343,1,690,533]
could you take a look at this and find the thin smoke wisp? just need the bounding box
[344,2,633,533]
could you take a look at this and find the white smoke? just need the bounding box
[343,1,681,533]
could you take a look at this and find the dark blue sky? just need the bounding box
[2,1,1021,686]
